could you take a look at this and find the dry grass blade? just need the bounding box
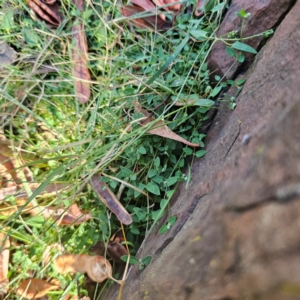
[90,174,133,225]
[72,23,91,104]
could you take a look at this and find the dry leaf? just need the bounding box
[16,278,60,299]
[54,254,112,283]
[26,0,62,27]
[0,182,68,202]
[90,174,133,225]
[42,243,65,266]
[135,101,200,147]
[72,0,84,11]
[151,0,182,12]
[90,229,128,263]
[120,4,172,31]
[147,120,200,147]
[72,23,91,104]
[107,242,128,263]
[195,0,205,16]
[41,203,92,225]
[89,241,105,256]
[0,154,33,185]
[0,233,10,295]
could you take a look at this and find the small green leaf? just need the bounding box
[23,29,39,46]
[232,41,257,54]
[151,209,165,221]
[211,2,225,13]
[190,29,207,39]
[160,199,168,209]
[236,9,251,19]
[158,216,177,234]
[154,157,160,167]
[236,78,246,85]
[196,150,206,158]
[121,255,139,264]
[137,146,146,154]
[158,224,169,234]
[148,169,157,178]
[146,182,160,195]
[237,52,245,63]
[165,177,178,187]
[195,99,215,107]
[225,46,236,57]
[133,207,147,221]
[1,11,15,30]
[209,86,222,97]
[168,216,177,226]
[141,255,152,266]
[130,227,140,235]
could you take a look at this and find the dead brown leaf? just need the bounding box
[151,0,182,12]
[26,0,62,27]
[90,174,133,225]
[42,203,92,226]
[195,0,205,16]
[0,182,68,202]
[16,278,60,299]
[72,0,84,11]
[0,233,10,296]
[42,243,65,266]
[89,229,128,263]
[54,254,112,283]
[134,101,200,147]
[107,242,128,263]
[120,3,172,31]
[72,23,91,104]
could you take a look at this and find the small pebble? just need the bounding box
[242,134,250,145]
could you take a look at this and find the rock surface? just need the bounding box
[104,1,300,299]
[207,0,295,79]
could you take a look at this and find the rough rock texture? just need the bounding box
[105,1,300,299]
[207,0,295,79]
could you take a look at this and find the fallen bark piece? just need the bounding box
[90,174,133,225]
[54,254,112,283]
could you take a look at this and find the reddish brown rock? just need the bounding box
[103,1,300,299]
[207,0,295,79]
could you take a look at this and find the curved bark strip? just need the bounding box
[90,174,132,225]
